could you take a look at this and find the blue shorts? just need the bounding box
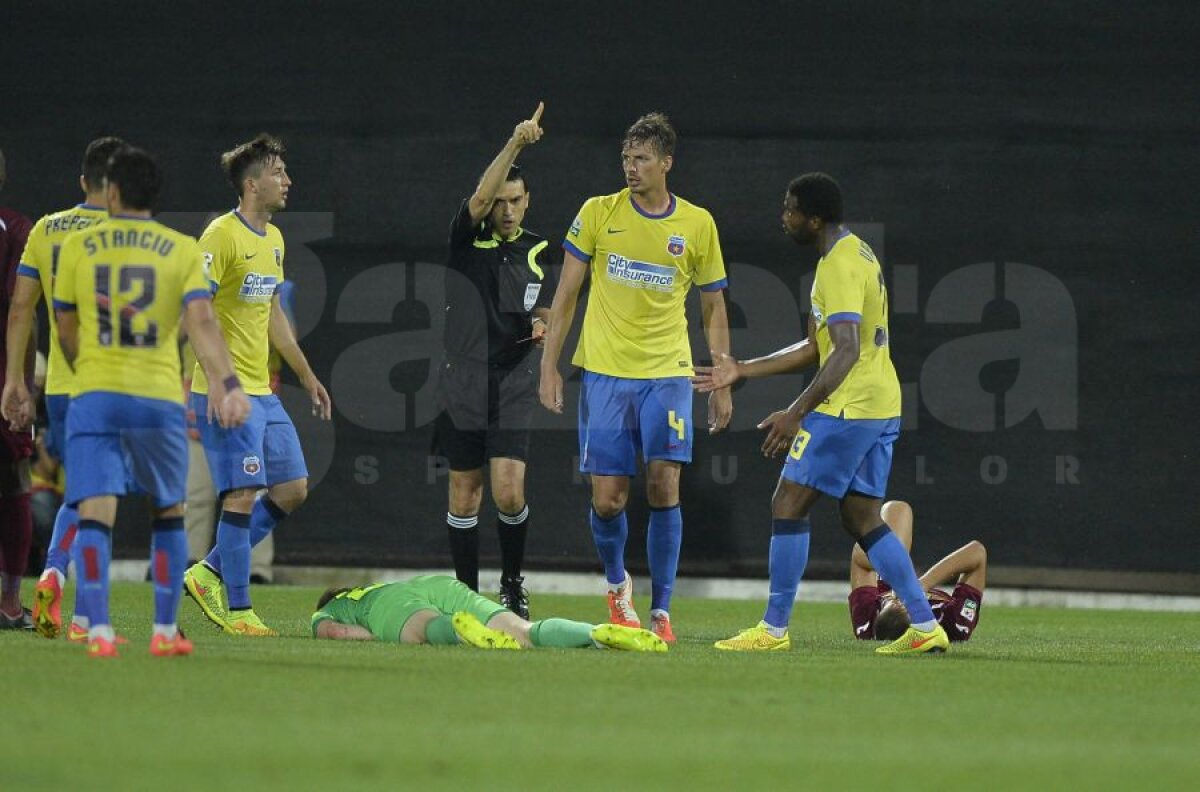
[578,372,693,476]
[780,412,900,499]
[192,393,308,495]
[44,394,71,462]
[65,392,188,509]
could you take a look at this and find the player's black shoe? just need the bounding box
[499,576,530,620]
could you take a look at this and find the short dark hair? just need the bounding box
[221,133,286,197]
[623,112,676,158]
[505,164,529,192]
[874,597,912,641]
[105,146,161,211]
[316,586,351,611]
[83,136,127,191]
[787,172,843,224]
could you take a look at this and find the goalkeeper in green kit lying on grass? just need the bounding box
[312,574,667,652]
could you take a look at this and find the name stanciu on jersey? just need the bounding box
[606,253,674,292]
[239,273,278,302]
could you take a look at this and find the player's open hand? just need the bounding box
[692,352,741,393]
[758,407,803,458]
[539,367,564,414]
[1,381,33,431]
[513,101,545,148]
[707,387,732,434]
[218,389,252,429]
[305,376,333,421]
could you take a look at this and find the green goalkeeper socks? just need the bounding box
[529,618,595,648]
[424,615,460,645]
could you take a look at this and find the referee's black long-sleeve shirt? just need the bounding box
[442,200,557,368]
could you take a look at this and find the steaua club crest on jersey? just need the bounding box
[666,234,686,257]
[273,247,282,267]
[242,455,262,476]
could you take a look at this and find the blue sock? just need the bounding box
[860,525,935,625]
[249,496,287,549]
[69,537,89,624]
[215,511,252,609]
[647,504,682,612]
[202,537,222,574]
[76,520,112,628]
[45,504,79,577]
[590,509,628,586]
[150,518,187,627]
[762,518,811,629]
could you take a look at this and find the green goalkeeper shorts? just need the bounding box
[368,575,508,642]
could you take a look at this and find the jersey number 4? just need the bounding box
[95,264,158,348]
[667,410,686,441]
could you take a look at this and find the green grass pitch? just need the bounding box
[3,581,1198,791]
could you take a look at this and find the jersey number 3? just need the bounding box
[95,264,158,348]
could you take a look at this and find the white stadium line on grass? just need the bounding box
[107,561,1200,613]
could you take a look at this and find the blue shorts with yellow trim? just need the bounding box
[192,393,308,495]
[64,392,188,509]
[780,412,900,499]
[578,371,692,476]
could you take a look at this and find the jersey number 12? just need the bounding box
[95,264,158,348]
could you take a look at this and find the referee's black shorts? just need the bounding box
[431,359,537,471]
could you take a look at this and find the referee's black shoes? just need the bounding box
[499,576,530,620]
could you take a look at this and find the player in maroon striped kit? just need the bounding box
[849,500,987,642]
[0,147,36,629]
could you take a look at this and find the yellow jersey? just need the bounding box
[17,204,108,396]
[563,189,726,379]
[52,215,211,404]
[809,231,901,419]
[191,211,284,396]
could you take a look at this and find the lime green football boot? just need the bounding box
[714,622,790,652]
[875,624,949,656]
[590,623,668,653]
[451,611,521,650]
[183,562,230,631]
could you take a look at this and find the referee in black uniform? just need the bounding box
[432,103,555,618]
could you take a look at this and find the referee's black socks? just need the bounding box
[446,512,480,591]
[497,505,530,582]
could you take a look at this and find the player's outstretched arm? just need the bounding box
[918,541,987,592]
[699,289,733,434]
[538,250,587,414]
[467,101,544,225]
[183,298,250,428]
[268,294,331,420]
[758,320,859,457]
[692,339,819,393]
[2,276,41,429]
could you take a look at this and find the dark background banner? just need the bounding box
[3,2,1197,584]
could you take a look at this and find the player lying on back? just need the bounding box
[312,574,667,653]
[849,500,986,642]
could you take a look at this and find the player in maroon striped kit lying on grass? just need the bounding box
[849,500,986,643]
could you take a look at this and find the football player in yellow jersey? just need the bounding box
[53,147,250,658]
[694,173,948,656]
[538,113,733,642]
[182,134,331,638]
[2,136,126,640]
